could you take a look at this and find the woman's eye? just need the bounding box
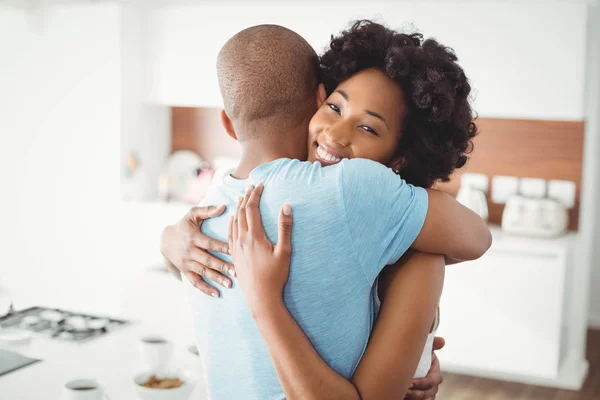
[360,125,379,137]
[326,102,341,115]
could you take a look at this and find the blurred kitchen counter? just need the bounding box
[0,266,207,399]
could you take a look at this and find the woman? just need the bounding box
[162,21,479,399]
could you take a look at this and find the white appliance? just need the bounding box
[501,195,568,238]
[456,186,489,221]
[456,173,489,221]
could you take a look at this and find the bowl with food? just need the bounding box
[134,368,197,400]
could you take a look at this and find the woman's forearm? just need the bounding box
[352,252,444,398]
[253,299,361,400]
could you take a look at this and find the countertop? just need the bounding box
[0,268,207,400]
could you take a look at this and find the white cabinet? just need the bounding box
[144,2,415,107]
[145,1,587,119]
[438,249,566,378]
[437,228,588,389]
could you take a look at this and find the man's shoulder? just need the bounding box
[338,158,392,175]
[252,158,392,183]
[252,158,320,178]
[336,158,400,193]
[251,158,331,186]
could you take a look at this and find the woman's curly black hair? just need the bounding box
[320,20,478,188]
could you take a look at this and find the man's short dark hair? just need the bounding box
[217,25,319,139]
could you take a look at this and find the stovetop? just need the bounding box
[0,306,130,342]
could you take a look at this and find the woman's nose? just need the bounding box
[323,122,351,147]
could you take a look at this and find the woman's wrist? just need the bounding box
[248,293,286,323]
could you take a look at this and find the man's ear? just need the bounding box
[220,109,237,141]
[317,83,327,108]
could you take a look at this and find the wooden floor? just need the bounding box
[437,330,600,400]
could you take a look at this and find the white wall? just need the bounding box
[0,3,123,312]
[121,2,170,202]
[147,0,588,120]
[584,1,600,329]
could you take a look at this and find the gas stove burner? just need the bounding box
[64,316,87,331]
[87,318,109,330]
[40,310,64,322]
[0,306,130,343]
[22,315,41,326]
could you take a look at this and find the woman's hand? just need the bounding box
[229,183,293,318]
[405,336,445,400]
[160,205,235,297]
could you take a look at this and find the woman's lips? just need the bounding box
[314,143,343,166]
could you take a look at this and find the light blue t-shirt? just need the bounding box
[185,158,428,400]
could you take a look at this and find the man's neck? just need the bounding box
[232,137,306,179]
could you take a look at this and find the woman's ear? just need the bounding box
[220,109,237,141]
[317,83,327,107]
[390,156,405,174]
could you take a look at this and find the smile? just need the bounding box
[315,144,343,165]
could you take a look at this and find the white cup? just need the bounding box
[63,379,108,400]
[138,335,174,371]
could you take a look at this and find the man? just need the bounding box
[161,25,490,399]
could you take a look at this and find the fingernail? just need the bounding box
[282,203,292,216]
[229,268,236,276]
[409,383,414,389]
[223,280,230,288]
[246,184,253,192]
[211,292,219,298]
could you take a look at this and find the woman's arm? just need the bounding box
[352,251,444,398]
[251,299,362,400]
[413,189,492,261]
[232,185,444,400]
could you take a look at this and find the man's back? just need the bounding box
[185,158,427,400]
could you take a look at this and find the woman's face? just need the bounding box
[308,68,406,169]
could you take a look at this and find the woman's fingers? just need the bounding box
[191,230,230,255]
[189,230,232,270]
[246,183,266,238]
[231,214,239,246]
[184,271,220,298]
[275,203,293,256]
[228,215,234,253]
[189,247,234,280]
[408,353,443,394]
[187,260,232,289]
[432,336,445,351]
[404,385,439,400]
[187,204,226,224]
[233,196,242,241]
[237,186,252,235]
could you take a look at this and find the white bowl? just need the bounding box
[134,369,197,400]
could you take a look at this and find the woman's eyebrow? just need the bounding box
[365,110,389,129]
[335,89,348,100]
[335,89,389,129]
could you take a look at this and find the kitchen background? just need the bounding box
[1,0,599,399]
